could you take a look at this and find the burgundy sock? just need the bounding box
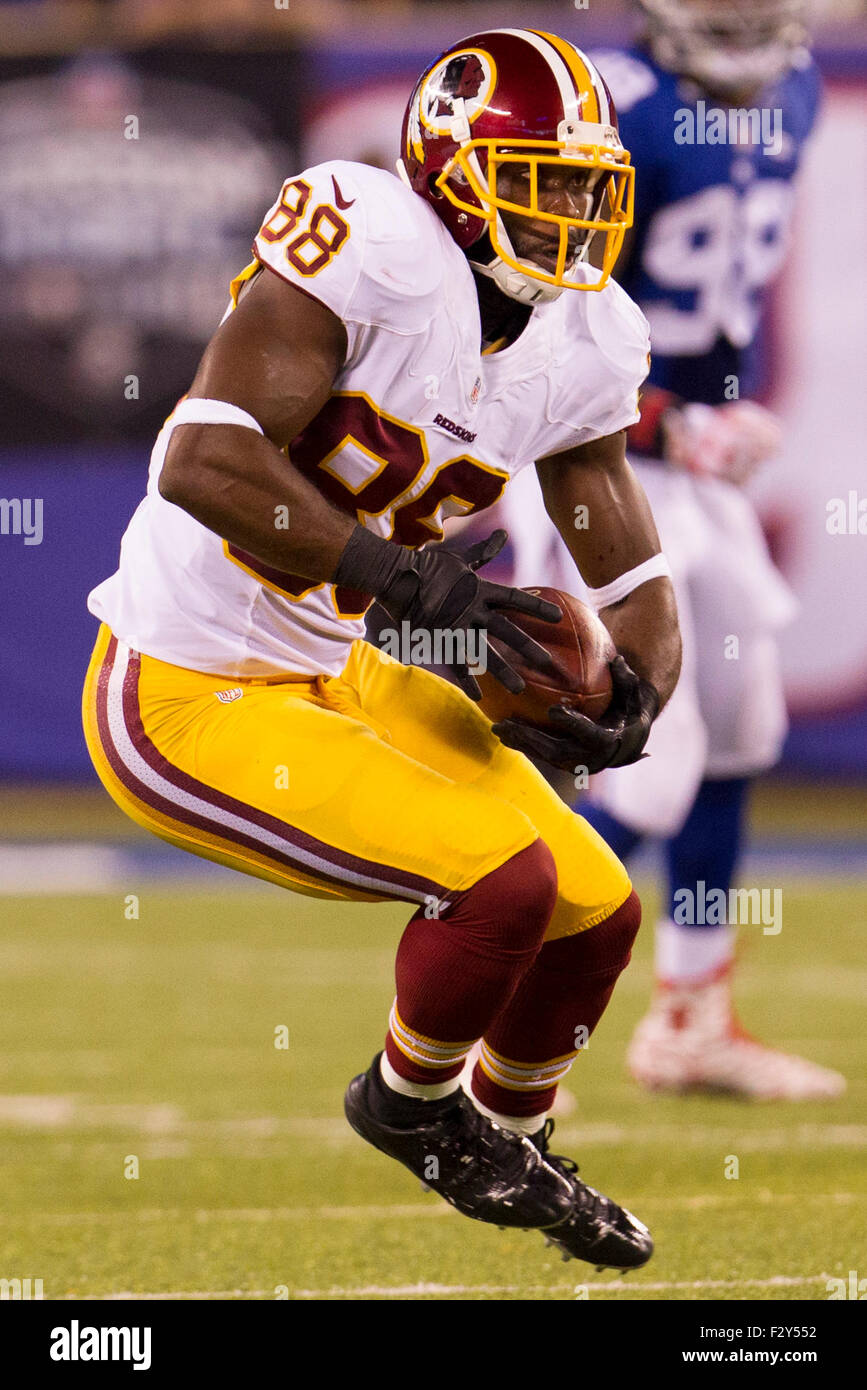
[472,890,642,1121]
[384,839,558,1087]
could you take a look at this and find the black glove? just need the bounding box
[493,655,660,773]
[334,525,561,699]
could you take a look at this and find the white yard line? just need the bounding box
[0,1095,183,1130]
[19,1191,863,1227]
[87,1275,830,1300]
[291,1275,832,1299]
[23,1203,457,1225]
[1,1099,864,1152]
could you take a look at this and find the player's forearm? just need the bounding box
[599,577,681,709]
[160,423,355,582]
[538,433,665,584]
[537,437,682,707]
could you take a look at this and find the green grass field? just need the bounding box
[0,874,864,1301]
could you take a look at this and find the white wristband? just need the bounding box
[168,397,265,434]
[584,553,672,611]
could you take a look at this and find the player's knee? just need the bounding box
[504,837,559,936]
[448,837,558,954]
[594,888,642,969]
[545,889,642,976]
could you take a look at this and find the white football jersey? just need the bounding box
[89,161,650,677]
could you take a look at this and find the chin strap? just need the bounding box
[470,257,562,307]
[468,219,565,307]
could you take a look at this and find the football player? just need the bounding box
[82,30,682,1267]
[498,2,845,1099]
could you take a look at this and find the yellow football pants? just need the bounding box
[82,625,630,939]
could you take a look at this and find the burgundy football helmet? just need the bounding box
[399,28,635,305]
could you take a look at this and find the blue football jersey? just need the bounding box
[590,46,821,403]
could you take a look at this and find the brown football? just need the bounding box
[476,586,616,728]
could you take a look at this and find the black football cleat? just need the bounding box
[533,1119,654,1270]
[344,1058,574,1229]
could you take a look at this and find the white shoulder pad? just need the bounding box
[588,50,659,113]
[252,161,445,334]
[584,276,651,387]
[539,279,651,456]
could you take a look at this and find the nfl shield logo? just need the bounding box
[469,376,482,408]
[215,687,243,704]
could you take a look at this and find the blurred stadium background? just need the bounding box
[0,0,864,1301]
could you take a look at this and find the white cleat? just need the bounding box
[627,977,846,1101]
